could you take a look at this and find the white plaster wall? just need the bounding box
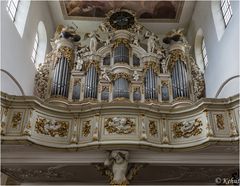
[187,1,239,98]
[1,1,55,95]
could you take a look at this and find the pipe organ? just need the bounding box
[34,9,205,106]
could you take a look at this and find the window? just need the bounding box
[221,0,233,27]
[201,38,208,69]
[31,33,39,63]
[6,0,20,21]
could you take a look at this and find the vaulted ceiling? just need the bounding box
[48,1,196,34]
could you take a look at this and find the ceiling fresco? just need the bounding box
[60,1,184,22]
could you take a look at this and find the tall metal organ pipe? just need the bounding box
[144,67,157,100]
[51,56,70,97]
[84,64,98,99]
[172,60,189,99]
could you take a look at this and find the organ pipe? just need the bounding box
[84,64,98,99]
[172,60,189,99]
[51,57,70,97]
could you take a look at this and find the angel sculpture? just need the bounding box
[84,31,100,52]
[75,56,83,71]
[145,31,159,53]
[95,150,145,185]
[132,34,139,46]
[101,68,111,82]
[133,70,140,81]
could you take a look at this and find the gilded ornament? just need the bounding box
[82,121,91,137]
[168,49,186,71]
[85,60,100,72]
[11,112,22,128]
[173,118,203,138]
[104,117,135,134]
[34,63,50,99]
[35,116,69,137]
[190,57,205,99]
[112,72,131,82]
[149,121,157,136]
[57,46,74,62]
[143,61,159,74]
[113,38,130,48]
[216,114,224,130]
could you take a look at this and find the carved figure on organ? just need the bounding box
[132,35,139,46]
[101,68,111,82]
[133,70,140,81]
[84,31,100,52]
[75,56,83,71]
[145,31,158,53]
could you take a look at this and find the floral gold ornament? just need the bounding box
[143,61,159,74]
[216,114,224,130]
[82,121,91,137]
[149,121,157,136]
[35,116,69,137]
[34,63,50,99]
[57,46,74,62]
[168,49,186,71]
[173,118,203,138]
[112,72,131,82]
[11,112,23,128]
[190,57,205,99]
[104,117,135,134]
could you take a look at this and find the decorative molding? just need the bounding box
[149,120,158,136]
[82,121,91,137]
[173,119,203,138]
[104,117,135,134]
[35,116,69,137]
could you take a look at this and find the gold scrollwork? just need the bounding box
[149,121,157,136]
[84,60,100,72]
[173,118,203,138]
[168,49,187,72]
[82,121,91,137]
[216,114,225,130]
[57,46,74,62]
[11,112,23,128]
[35,116,69,137]
[143,61,159,74]
[113,38,130,48]
[112,72,131,82]
[104,117,135,134]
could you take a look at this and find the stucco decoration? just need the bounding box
[95,150,145,185]
[34,63,50,99]
[104,117,135,134]
[190,57,205,99]
[35,116,69,137]
[173,118,203,138]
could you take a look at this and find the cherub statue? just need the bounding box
[133,70,139,81]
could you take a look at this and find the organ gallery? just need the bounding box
[1,8,239,185]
